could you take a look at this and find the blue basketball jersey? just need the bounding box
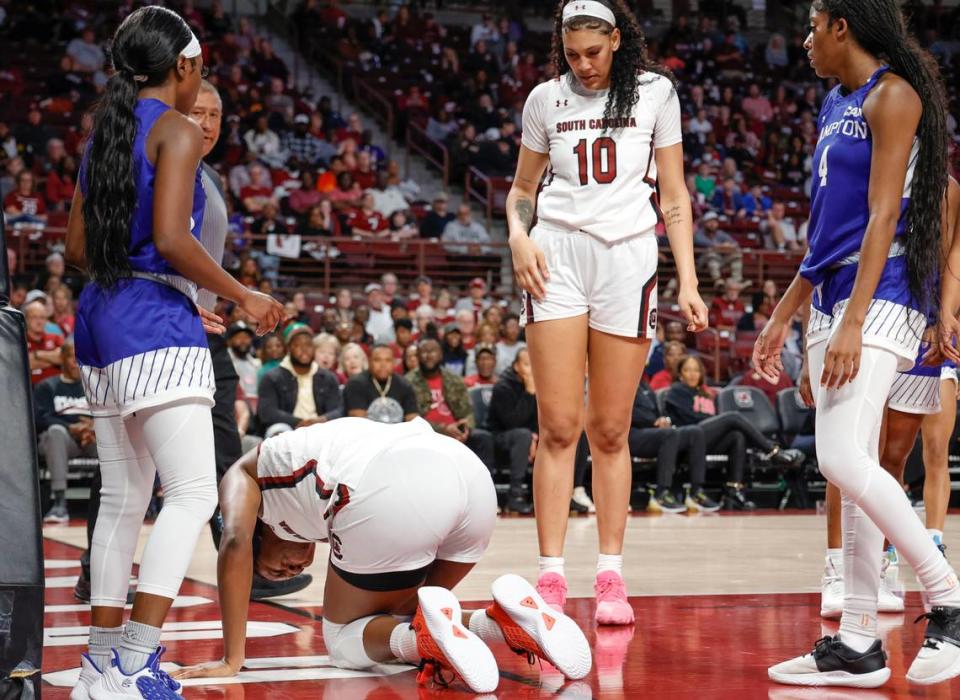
[76,98,208,370]
[800,67,917,286]
[79,98,206,274]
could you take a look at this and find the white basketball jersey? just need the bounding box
[257,417,435,542]
[521,71,682,243]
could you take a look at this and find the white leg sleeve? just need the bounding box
[90,415,156,607]
[322,616,381,670]
[132,400,219,600]
[811,343,960,607]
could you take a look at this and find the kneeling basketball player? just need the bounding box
[175,418,591,693]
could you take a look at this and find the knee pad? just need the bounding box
[322,616,379,670]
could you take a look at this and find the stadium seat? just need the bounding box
[717,385,780,439]
[777,388,814,439]
[469,385,493,430]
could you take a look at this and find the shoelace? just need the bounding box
[812,635,840,658]
[416,659,456,687]
[914,609,958,651]
[595,576,625,601]
[147,648,180,693]
[539,579,565,601]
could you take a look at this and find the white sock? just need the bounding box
[826,548,843,569]
[117,620,161,673]
[88,625,123,672]
[388,623,420,664]
[597,553,623,576]
[929,528,944,542]
[468,609,505,644]
[538,556,564,578]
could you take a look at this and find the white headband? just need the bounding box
[563,1,617,27]
[180,30,202,59]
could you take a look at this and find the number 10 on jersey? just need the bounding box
[573,137,618,186]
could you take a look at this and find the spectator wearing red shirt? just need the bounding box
[25,300,63,384]
[336,112,364,146]
[239,161,274,214]
[4,171,47,224]
[51,285,75,336]
[709,278,747,331]
[327,171,362,211]
[351,150,377,190]
[464,344,497,387]
[406,275,436,312]
[346,193,388,238]
[45,155,77,212]
[648,341,686,391]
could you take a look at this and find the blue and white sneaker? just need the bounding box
[934,534,948,558]
[70,653,103,700]
[88,647,182,700]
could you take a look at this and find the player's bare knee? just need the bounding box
[585,417,629,456]
[538,417,581,453]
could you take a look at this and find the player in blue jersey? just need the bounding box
[753,0,960,688]
[62,7,283,700]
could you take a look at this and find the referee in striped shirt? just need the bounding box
[190,81,311,599]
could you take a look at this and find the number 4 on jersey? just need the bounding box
[819,145,830,187]
[573,137,618,186]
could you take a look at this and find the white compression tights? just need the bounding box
[90,400,218,606]
[809,341,960,646]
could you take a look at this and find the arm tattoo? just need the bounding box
[514,197,534,233]
[663,205,684,228]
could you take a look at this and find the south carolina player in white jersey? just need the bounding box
[507,0,708,625]
[174,418,592,693]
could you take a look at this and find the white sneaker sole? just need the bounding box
[491,573,592,680]
[907,651,960,685]
[418,587,499,693]
[768,667,890,688]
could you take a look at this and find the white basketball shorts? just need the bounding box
[80,346,216,418]
[887,365,958,415]
[327,431,497,577]
[519,223,659,339]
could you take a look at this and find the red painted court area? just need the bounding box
[39,538,960,699]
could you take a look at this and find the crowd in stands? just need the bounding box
[5,1,960,521]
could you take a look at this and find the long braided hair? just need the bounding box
[551,0,673,126]
[814,0,948,312]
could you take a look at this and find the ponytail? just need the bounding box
[83,72,139,287]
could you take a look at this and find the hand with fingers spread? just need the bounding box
[820,320,862,389]
[197,305,226,335]
[678,285,709,333]
[239,290,284,336]
[938,313,960,365]
[510,234,549,302]
[752,314,791,383]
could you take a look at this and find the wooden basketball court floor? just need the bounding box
[39,511,960,698]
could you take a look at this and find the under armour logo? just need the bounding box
[556,99,568,107]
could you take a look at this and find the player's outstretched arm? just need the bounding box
[655,142,708,332]
[173,450,262,680]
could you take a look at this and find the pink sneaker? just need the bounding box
[536,572,567,613]
[594,571,635,625]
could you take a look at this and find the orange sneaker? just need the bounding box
[412,587,499,693]
[485,574,592,680]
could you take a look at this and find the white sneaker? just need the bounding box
[907,607,960,685]
[821,556,844,619]
[571,487,595,513]
[70,654,103,700]
[878,556,904,613]
[88,648,182,700]
[485,573,592,679]
[413,587,499,693]
[768,636,890,688]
